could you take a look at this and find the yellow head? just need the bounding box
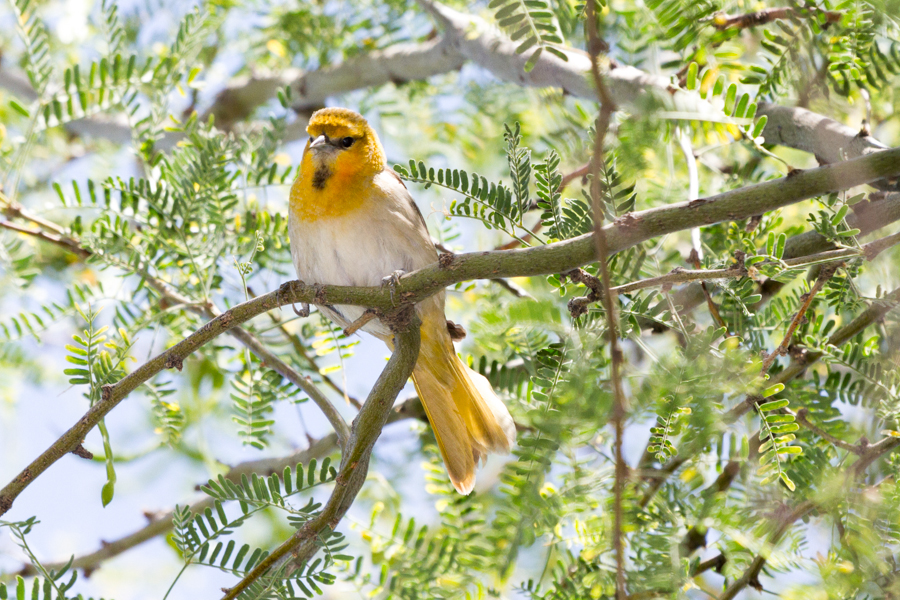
[290,108,386,222]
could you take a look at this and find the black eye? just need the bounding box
[341,137,355,148]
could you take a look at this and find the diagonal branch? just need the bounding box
[760,262,839,373]
[220,314,422,599]
[12,397,426,579]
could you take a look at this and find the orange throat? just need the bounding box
[291,158,370,222]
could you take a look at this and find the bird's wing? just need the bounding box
[376,169,439,271]
[383,169,431,234]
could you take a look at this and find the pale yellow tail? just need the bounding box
[411,320,516,494]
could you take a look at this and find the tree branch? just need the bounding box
[417,0,711,118]
[10,397,426,579]
[130,271,352,449]
[208,36,466,128]
[757,103,896,190]
[760,262,839,373]
[220,315,421,599]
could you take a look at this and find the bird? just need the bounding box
[288,107,516,494]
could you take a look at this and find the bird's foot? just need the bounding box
[292,302,310,318]
[381,269,406,305]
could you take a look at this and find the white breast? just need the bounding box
[288,170,442,339]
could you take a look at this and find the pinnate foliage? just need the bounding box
[489,0,569,71]
[2,0,900,598]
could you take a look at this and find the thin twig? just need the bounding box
[248,284,357,406]
[731,285,900,422]
[794,408,866,455]
[342,309,377,336]
[0,191,69,236]
[760,263,839,373]
[489,277,533,299]
[585,2,627,596]
[613,264,743,295]
[558,162,591,192]
[0,220,91,258]
[692,248,730,332]
[704,7,842,31]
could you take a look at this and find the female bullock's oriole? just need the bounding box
[288,107,515,494]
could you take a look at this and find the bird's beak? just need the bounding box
[309,135,328,149]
